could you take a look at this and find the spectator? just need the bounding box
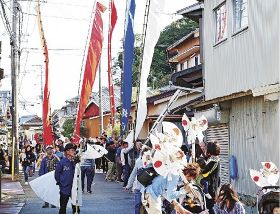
[39,146,59,208]
[100,135,108,173]
[213,183,245,214]
[22,145,36,185]
[55,144,64,160]
[200,141,221,214]
[115,140,123,182]
[105,141,116,181]
[142,163,201,214]
[81,144,95,194]
[0,144,6,173]
[120,141,133,188]
[125,146,149,214]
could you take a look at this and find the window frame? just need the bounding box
[213,1,228,45]
[232,0,248,34]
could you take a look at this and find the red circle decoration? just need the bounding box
[182,120,188,126]
[265,162,271,169]
[154,161,162,168]
[253,176,259,182]
[155,144,161,150]
[144,162,147,166]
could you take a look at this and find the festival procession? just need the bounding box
[0,0,279,213]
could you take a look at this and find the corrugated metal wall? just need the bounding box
[230,96,279,195]
[203,0,279,100]
[206,124,230,185]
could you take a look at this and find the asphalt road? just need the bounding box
[20,171,135,214]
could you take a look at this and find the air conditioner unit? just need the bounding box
[194,107,229,124]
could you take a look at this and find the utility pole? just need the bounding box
[11,0,19,181]
[98,64,103,135]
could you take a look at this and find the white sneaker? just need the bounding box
[24,182,28,185]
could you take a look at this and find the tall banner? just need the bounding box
[108,0,118,128]
[121,0,136,136]
[133,0,166,142]
[37,1,52,146]
[74,2,106,142]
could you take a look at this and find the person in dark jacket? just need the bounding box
[105,141,116,181]
[199,141,221,214]
[22,145,36,185]
[39,146,59,208]
[0,144,6,173]
[55,143,79,214]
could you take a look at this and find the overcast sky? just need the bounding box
[0,0,197,117]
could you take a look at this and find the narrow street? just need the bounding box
[19,172,135,214]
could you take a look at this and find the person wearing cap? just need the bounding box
[55,143,80,214]
[39,145,59,208]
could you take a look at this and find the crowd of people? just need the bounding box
[15,132,249,214]
[79,134,247,214]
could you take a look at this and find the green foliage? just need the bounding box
[62,119,75,139]
[113,18,198,89]
[105,122,121,138]
[150,18,198,88]
[62,119,88,138]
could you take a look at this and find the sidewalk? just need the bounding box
[0,174,25,214]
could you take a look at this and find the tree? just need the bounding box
[62,119,75,139]
[149,18,198,88]
[112,34,142,87]
[62,119,88,138]
[113,18,198,89]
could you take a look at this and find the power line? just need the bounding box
[22,11,90,21]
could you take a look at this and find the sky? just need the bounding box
[0,0,197,117]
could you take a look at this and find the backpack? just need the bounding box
[137,167,158,187]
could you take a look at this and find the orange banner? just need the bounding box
[74,2,106,143]
[37,2,53,146]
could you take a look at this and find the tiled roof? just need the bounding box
[88,87,121,113]
[19,115,42,125]
[167,29,199,51]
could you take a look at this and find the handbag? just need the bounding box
[137,167,158,187]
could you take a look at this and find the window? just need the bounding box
[195,56,199,66]
[233,0,248,32]
[180,63,184,71]
[176,64,180,72]
[214,3,227,43]
[183,60,189,69]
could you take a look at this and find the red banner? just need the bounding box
[74,2,106,143]
[37,2,53,146]
[108,0,117,128]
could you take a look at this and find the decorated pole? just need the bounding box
[73,2,106,143]
[37,0,53,146]
[182,114,208,162]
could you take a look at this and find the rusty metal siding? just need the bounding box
[229,96,279,195]
[203,0,279,100]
